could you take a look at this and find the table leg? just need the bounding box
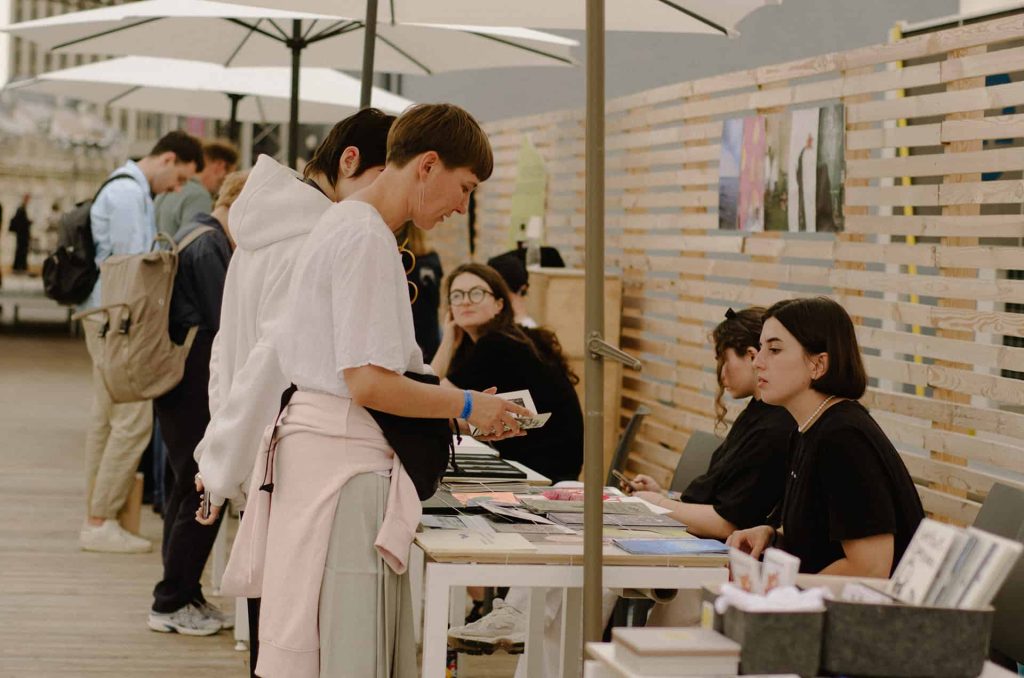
[560,587,583,678]
[421,563,450,678]
[408,546,425,645]
[524,587,547,677]
[449,586,466,628]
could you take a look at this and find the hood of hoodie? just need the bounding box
[229,154,332,252]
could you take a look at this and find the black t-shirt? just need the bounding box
[780,400,924,574]
[681,398,793,535]
[447,331,583,483]
[407,251,443,362]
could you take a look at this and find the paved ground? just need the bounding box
[0,327,517,677]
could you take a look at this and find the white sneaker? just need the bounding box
[79,520,152,553]
[198,600,234,630]
[148,603,222,636]
[447,598,525,655]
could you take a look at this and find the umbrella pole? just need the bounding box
[227,93,244,145]
[359,0,379,108]
[583,0,606,648]
[288,19,302,168]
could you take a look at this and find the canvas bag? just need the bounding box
[73,227,214,403]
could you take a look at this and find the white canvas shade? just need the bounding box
[2,0,576,164]
[2,0,577,74]
[220,0,779,35]
[6,56,414,128]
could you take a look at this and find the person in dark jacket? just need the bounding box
[399,222,444,362]
[9,194,31,273]
[148,170,248,636]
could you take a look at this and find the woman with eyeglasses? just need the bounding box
[431,262,584,483]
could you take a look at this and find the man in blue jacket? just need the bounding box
[79,130,204,555]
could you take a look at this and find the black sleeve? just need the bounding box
[819,426,897,543]
[190,238,230,334]
[448,335,526,393]
[710,426,789,529]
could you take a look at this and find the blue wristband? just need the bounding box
[460,390,473,420]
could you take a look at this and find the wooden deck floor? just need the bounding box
[0,332,247,677]
[0,330,517,677]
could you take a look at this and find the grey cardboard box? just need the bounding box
[722,607,824,678]
[700,585,823,677]
[821,598,994,677]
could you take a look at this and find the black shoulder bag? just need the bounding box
[366,372,459,500]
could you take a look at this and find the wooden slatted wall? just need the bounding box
[444,15,1024,526]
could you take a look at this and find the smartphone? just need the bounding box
[611,469,639,493]
[200,490,212,520]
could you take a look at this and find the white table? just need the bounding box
[415,539,729,678]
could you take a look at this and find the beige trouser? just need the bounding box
[82,317,153,520]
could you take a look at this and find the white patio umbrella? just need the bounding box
[3,0,576,164]
[6,56,413,143]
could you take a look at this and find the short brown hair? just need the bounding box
[764,297,867,399]
[304,108,395,186]
[203,138,239,168]
[387,104,493,181]
[149,130,204,172]
[215,170,248,210]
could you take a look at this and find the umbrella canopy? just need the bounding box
[3,0,576,164]
[6,56,414,130]
[3,0,577,74]
[219,0,778,34]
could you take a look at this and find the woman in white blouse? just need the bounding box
[222,104,527,678]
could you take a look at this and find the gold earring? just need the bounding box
[398,237,418,304]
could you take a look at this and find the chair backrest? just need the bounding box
[605,405,650,486]
[668,430,724,495]
[972,482,1024,664]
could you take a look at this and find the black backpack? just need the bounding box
[42,173,136,305]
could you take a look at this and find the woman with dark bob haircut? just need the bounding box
[727,297,924,577]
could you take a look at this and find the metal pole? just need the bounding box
[287,19,302,168]
[359,0,379,108]
[226,93,243,144]
[583,0,605,649]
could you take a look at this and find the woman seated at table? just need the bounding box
[629,306,794,539]
[727,297,924,577]
[431,262,583,483]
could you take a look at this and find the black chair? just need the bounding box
[605,405,651,486]
[972,482,1024,667]
[668,430,724,495]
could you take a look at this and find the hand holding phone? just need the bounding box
[200,490,212,521]
[611,469,639,494]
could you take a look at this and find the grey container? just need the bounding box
[722,606,824,678]
[821,599,994,677]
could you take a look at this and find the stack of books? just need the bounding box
[610,627,741,676]
[887,518,1023,609]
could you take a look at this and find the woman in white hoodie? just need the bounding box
[222,104,528,678]
[193,108,395,674]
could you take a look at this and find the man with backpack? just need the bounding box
[79,130,204,554]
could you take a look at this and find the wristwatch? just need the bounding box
[665,490,682,501]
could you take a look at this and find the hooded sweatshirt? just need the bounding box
[194,155,332,507]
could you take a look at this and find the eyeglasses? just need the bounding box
[448,287,494,306]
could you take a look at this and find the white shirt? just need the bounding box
[277,200,426,398]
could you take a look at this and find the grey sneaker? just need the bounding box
[447,598,525,655]
[148,603,222,636]
[79,519,152,554]
[198,600,234,630]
